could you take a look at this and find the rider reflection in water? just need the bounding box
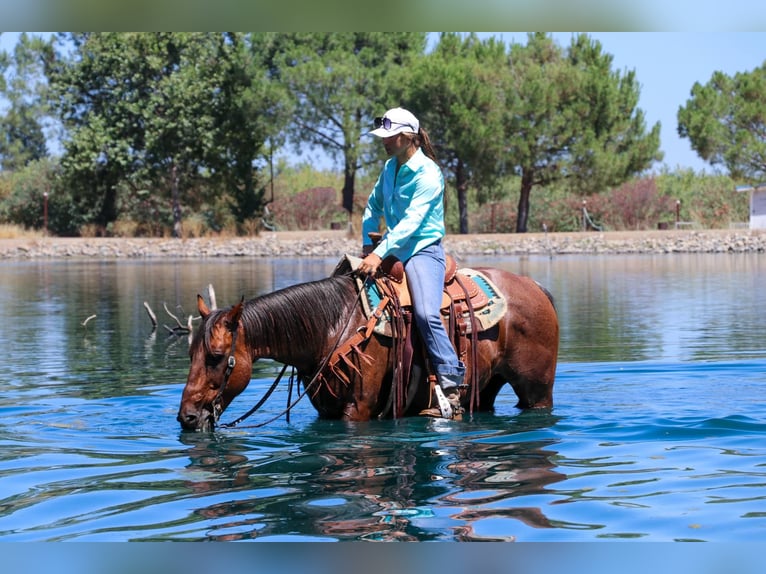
[358,107,465,419]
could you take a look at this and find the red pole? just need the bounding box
[43,192,48,236]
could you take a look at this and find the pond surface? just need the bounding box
[1,252,765,542]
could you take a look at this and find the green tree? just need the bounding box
[0,33,52,171]
[265,32,426,221]
[677,63,766,181]
[233,34,292,221]
[408,32,508,234]
[0,158,81,235]
[47,32,281,236]
[504,33,661,232]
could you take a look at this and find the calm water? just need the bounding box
[1,252,765,542]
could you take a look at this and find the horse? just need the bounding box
[177,265,559,432]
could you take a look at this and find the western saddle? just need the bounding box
[324,240,494,418]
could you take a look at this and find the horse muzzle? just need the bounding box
[177,405,216,432]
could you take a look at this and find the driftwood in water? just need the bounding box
[143,283,217,335]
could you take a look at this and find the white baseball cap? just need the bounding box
[368,107,419,138]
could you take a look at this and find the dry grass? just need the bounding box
[0,224,44,239]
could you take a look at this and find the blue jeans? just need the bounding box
[404,242,465,389]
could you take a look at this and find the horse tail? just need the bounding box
[535,281,557,312]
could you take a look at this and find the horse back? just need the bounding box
[473,267,559,347]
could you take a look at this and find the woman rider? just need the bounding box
[357,107,465,419]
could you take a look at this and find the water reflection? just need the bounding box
[3,254,764,372]
[176,412,564,541]
[472,253,766,362]
[2,253,765,541]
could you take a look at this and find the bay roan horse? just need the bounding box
[177,265,559,432]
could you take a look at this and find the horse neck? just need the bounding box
[240,275,358,371]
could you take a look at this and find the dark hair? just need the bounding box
[412,127,437,163]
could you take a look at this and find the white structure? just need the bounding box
[736,183,766,229]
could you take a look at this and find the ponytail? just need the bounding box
[415,127,438,163]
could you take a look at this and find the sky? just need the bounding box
[2,31,765,174]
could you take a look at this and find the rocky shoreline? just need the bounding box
[1,229,764,260]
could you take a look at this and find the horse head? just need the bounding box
[177,295,253,431]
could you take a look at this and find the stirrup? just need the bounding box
[419,387,462,419]
[433,385,453,419]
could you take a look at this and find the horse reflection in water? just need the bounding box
[178,415,564,541]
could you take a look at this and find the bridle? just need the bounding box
[210,324,239,424]
[208,272,371,429]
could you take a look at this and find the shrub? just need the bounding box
[606,178,676,230]
[108,219,139,237]
[555,178,676,231]
[179,213,207,238]
[116,187,172,236]
[680,177,747,228]
[0,159,82,236]
[270,186,347,230]
[470,201,517,233]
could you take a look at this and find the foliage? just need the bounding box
[0,32,754,236]
[600,178,676,230]
[0,158,81,235]
[678,63,766,182]
[564,179,668,231]
[270,186,347,230]
[468,173,747,233]
[46,33,283,236]
[656,169,749,228]
[470,201,518,234]
[408,33,508,234]
[0,33,52,171]
[270,161,344,201]
[113,185,173,237]
[502,33,662,232]
[263,32,426,216]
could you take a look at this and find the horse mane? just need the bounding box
[203,274,357,357]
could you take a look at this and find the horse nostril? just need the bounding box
[178,409,198,429]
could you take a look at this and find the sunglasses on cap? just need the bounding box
[374,116,415,131]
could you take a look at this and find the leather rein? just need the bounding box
[212,272,369,429]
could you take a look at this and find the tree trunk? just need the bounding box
[456,159,469,234]
[95,167,118,232]
[97,182,118,232]
[341,162,356,214]
[342,160,356,234]
[515,168,534,233]
[171,162,182,238]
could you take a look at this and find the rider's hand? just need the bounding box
[358,253,382,277]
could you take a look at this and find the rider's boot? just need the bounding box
[419,369,465,420]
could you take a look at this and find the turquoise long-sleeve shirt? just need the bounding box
[361,147,446,263]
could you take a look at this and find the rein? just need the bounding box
[216,272,369,429]
[219,363,289,428]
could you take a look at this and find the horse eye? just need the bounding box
[205,354,225,368]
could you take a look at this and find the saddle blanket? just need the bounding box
[334,254,508,338]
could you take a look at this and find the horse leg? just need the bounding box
[509,373,554,409]
[477,374,505,411]
[505,343,556,409]
[497,320,557,409]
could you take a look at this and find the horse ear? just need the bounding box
[197,294,210,319]
[226,295,245,332]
